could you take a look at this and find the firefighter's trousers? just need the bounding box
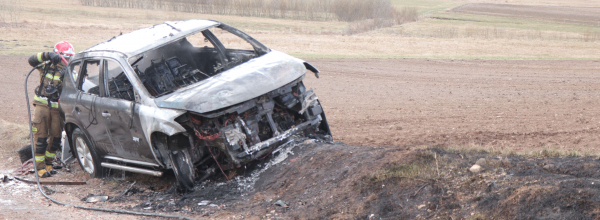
[31,104,62,170]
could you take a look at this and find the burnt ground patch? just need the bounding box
[81,141,600,219]
[5,138,600,219]
[91,140,408,218]
[352,149,600,219]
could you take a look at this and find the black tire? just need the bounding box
[71,128,104,178]
[18,145,33,163]
[170,148,195,192]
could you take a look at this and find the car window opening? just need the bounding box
[82,60,101,95]
[106,59,135,102]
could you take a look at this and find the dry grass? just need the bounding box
[395,6,419,23]
[1,0,600,60]
[343,7,418,35]
[446,143,600,158]
[0,119,30,168]
[407,24,600,42]
[583,30,600,42]
[0,0,23,28]
[422,11,600,41]
[371,144,597,184]
[473,0,600,7]
[80,0,411,34]
[4,23,600,60]
[369,151,443,182]
[80,0,401,22]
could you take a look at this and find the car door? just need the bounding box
[73,59,112,155]
[97,59,154,162]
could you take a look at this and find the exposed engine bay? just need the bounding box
[152,77,331,181]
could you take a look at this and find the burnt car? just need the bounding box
[60,19,331,191]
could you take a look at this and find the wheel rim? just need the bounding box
[75,136,95,174]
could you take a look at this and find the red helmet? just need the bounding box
[54,41,75,59]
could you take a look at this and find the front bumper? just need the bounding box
[234,115,322,161]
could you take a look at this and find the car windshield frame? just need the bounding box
[126,24,270,98]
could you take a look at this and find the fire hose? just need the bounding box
[25,61,195,220]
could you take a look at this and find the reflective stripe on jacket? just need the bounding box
[34,95,59,108]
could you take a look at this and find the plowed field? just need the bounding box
[453,3,600,25]
[304,58,600,155]
[5,56,600,155]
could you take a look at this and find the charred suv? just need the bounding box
[60,19,331,191]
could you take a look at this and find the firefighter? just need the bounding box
[28,41,74,178]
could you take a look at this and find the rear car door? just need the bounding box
[73,59,112,154]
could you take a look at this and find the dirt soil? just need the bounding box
[452,3,600,26]
[3,55,600,219]
[7,56,600,155]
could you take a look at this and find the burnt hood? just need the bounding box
[154,50,306,113]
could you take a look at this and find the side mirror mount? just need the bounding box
[304,62,319,78]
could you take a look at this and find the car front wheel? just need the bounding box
[170,148,196,192]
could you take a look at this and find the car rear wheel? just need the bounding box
[170,148,196,192]
[72,128,103,178]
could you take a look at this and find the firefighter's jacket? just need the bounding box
[28,52,66,108]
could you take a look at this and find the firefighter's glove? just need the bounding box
[49,52,62,65]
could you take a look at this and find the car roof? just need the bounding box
[81,19,220,58]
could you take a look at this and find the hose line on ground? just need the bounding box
[24,63,194,220]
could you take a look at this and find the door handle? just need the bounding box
[102,111,111,117]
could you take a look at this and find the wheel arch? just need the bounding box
[150,131,192,169]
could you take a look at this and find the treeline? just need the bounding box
[79,0,417,23]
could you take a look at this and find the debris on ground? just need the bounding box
[470,164,483,173]
[109,181,138,202]
[475,158,487,166]
[83,195,109,203]
[43,186,58,195]
[17,145,32,163]
[1,174,12,183]
[13,159,34,176]
[13,176,86,185]
[197,200,210,206]
[274,200,289,208]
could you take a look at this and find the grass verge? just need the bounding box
[0,119,30,168]
[369,150,445,182]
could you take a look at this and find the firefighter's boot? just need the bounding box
[44,138,61,175]
[37,169,51,178]
[45,164,58,175]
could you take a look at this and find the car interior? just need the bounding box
[129,26,262,97]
